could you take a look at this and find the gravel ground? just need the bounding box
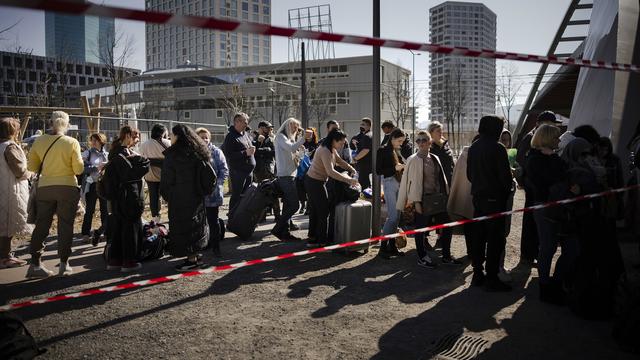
[2,189,639,359]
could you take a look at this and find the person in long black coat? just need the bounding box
[161,124,211,272]
[108,126,150,273]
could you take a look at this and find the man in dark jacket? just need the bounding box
[467,115,513,292]
[222,112,256,213]
[516,110,562,265]
[253,121,281,222]
[350,117,373,189]
[253,121,276,182]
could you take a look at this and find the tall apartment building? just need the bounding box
[45,0,115,64]
[429,1,496,132]
[145,0,272,70]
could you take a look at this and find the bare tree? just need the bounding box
[383,67,411,129]
[435,61,469,152]
[452,63,469,152]
[96,27,136,117]
[217,83,262,127]
[306,81,331,133]
[270,85,294,127]
[496,63,523,132]
[0,20,22,42]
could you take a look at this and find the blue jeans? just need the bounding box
[382,177,400,235]
[273,176,299,235]
[534,210,579,285]
[381,176,400,252]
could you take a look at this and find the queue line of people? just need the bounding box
[0,111,632,312]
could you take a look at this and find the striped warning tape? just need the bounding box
[0,0,639,72]
[2,183,639,313]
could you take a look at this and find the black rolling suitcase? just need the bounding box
[227,181,278,239]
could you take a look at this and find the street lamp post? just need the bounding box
[269,87,275,124]
[408,50,421,150]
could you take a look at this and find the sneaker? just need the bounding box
[485,277,512,292]
[471,272,486,287]
[0,257,27,268]
[273,232,302,242]
[121,262,142,273]
[175,259,207,272]
[58,262,73,277]
[417,255,437,269]
[289,222,300,231]
[306,238,325,248]
[26,263,54,279]
[441,256,463,266]
[82,235,91,245]
[91,231,102,247]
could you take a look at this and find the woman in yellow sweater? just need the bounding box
[26,111,84,278]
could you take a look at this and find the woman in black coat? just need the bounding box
[161,124,211,271]
[108,126,150,273]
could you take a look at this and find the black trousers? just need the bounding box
[358,170,371,190]
[520,186,539,261]
[81,183,108,236]
[415,212,453,258]
[147,181,161,217]
[206,206,221,252]
[470,196,507,279]
[110,210,141,263]
[305,175,329,243]
[229,170,252,214]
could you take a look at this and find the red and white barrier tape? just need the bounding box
[1,0,639,73]
[2,183,639,313]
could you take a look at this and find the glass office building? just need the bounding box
[45,3,115,64]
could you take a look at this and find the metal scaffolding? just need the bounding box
[288,4,336,62]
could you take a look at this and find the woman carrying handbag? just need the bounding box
[397,131,463,268]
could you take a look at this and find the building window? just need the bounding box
[199,87,206,95]
[184,111,191,119]
[216,110,223,118]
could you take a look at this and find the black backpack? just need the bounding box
[96,161,116,201]
[0,312,46,359]
[196,160,217,196]
[138,222,169,262]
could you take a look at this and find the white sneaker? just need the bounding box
[26,264,55,278]
[59,262,73,277]
[498,267,512,283]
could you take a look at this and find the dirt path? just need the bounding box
[1,190,638,359]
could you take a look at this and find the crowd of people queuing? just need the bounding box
[0,109,638,315]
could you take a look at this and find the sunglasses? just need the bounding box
[416,138,430,143]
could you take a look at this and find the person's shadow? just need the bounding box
[287,249,469,318]
[372,266,532,359]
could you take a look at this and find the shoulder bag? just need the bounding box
[26,136,63,224]
[421,155,448,216]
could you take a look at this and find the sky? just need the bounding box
[0,0,576,124]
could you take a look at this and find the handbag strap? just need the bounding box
[37,135,63,177]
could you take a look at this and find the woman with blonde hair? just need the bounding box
[525,124,577,304]
[272,118,311,241]
[0,117,32,268]
[27,111,84,278]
